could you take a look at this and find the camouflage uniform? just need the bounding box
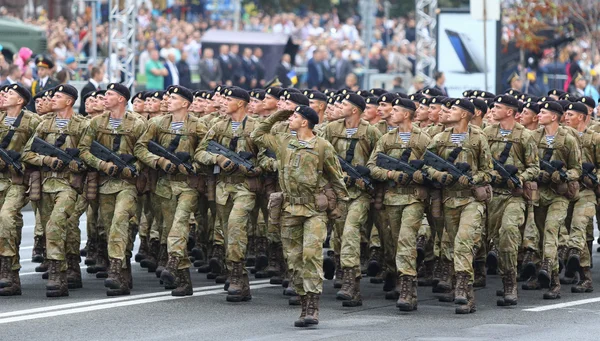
[322,119,381,270]
[79,111,147,294]
[251,110,348,296]
[195,115,260,275]
[425,127,492,281]
[483,123,539,280]
[529,126,581,275]
[136,113,206,271]
[367,125,431,278]
[0,109,41,277]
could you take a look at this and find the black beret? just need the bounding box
[548,89,566,97]
[470,98,488,113]
[423,87,443,97]
[286,92,309,106]
[477,91,496,99]
[452,98,475,115]
[566,102,588,115]
[283,88,301,97]
[54,84,78,101]
[0,85,9,93]
[463,90,473,97]
[370,88,387,97]
[441,97,456,108]
[523,102,540,114]
[579,96,596,109]
[107,83,130,101]
[327,96,336,105]
[82,90,96,102]
[541,101,564,115]
[225,87,250,102]
[523,96,540,103]
[393,98,417,111]
[35,55,54,69]
[409,93,425,102]
[356,90,370,98]
[323,89,334,97]
[205,92,214,100]
[558,93,573,101]
[484,98,494,109]
[396,92,408,99]
[335,95,343,103]
[33,89,47,101]
[149,90,164,100]
[307,91,327,102]
[557,100,571,110]
[168,85,193,103]
[93,90,106,97]
[505,89,522,98]
[494,95,519,109]
[337,88,353,96]
[131,91,146,103]
[295,105,319,126]
[429,96,446,105]
[253,90,266,101]
[343,93,366,111]
[377,93,398,104]
[419,97,430,106]
[214,85,226,93]
[8,84,31,104]
[365,96,378,105]
[266,86,283,98]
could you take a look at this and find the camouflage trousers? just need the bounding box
[487,193,526,273]
[281,211,327,295]
[40,189,78,262]
[442,201,484,280]
[86,198,100,245]
[533,193,569,272]
[254,194,268,239]
[149,193,164,243]
[194,195,217,249]
[332,194,371,269]
[136,193,150,238]
[31,201,44,238]
[422,207,443,263]
[388,202,426,277]
[67,194,87,255]
[216,184,256,272]
[162,181,199,270]
[363,204,384,250]
[563,189,596,268]
[0,184,27,270]
[99,188,138,262]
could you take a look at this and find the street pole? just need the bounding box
[91,0,97,65]
[360,0,375,89]
[483,0,488,91]
[233,0,241,31]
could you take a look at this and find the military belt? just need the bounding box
[284,195,314,205]
[42,170,69,179]
[393,186,416,195]
[219,175,245,184]
[443,189,472,198]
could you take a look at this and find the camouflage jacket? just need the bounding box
[367,125,431,205]
[322,118,382,199]
[564,126,600,197]
[426,125,493,207]
[483,122,539,195]
[251,110,349,217]
[22,113,89,193]
[78,111,147,194]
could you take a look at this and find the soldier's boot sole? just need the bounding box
[84,258,96,266]
[384,291,399,300]
[454,296,468,305]
[155,267,164,278]
[255,271,267,279]
[206,272,217,280]
[289,296,301,305]
[134,253,147,263]
[224,280,230,291]
[342,298,362,307]
[336,290,352,301]
[0,287,21,296]
[455,304,476,314]
[304,317,319,326]
[46,289,69,298]
[396,300,417,311]
[520,263,536,280]
[537,271,551,289]
[418,277,433,287]
[160,269,177,286]
[566,256,580,277]
[32,255,45,263]
[139,258,155,269]
[172,287,193,296]
[96,271,108,279]
[560,276,577,285]
[86,266,98,274]
[196,264,210,273]
[215,275,228,284]
[282,279,290,288]
[543,291,561,299]
[294,319,307,328]
[284,287,298,296]
[104,278,122,290]
[438,291,454,303]
[226,294,252,302]
[107,288,130,296]
[193,260,206,268]
[416,249,425,268]
[42,272,49,280]
[34,264,48,273]
[67,280,83,290]
[208,258,223,275]
[571,286,593,293]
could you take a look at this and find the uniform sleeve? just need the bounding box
[134,118,160,169]
[423,134,441,179]
[194,127,220,166]
[519,131,540,182]
[250,111,289,155]
[322,142,349,200]
[473,134,492,185]
[21,121,46,167]
[366,137,388,181]
[565,134,582,181]
[78,118,103,170]
[594,133,600,179]
[131,118,148,173]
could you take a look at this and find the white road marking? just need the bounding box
[0,282,275,324]
[524,297,600,312]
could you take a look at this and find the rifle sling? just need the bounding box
[0,110,24,149]
[496,141,513,165]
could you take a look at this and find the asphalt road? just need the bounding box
[2,211,600,341]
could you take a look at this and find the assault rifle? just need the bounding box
[31,137,85,171]
[423,150,474,185]
[148,140,196,175]
[207,140,255,172]
[90,141,138,177]
[492,159,521,189]
[337,156,374,191]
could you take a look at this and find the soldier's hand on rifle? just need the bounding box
[239,164,261,177]
[490,170,502,184]
[355,178,366,190]
[507,176,522,190]
[43,156,63,171]
[0,158,6,171]
[433,171,453,185]
[412,170,425,184]
[121,167,134,179]
[538,170,550,184]
[99,161,118,176]
[387,170,410,185]
[157,157,175,174]
[216,155,236,172]
[343,175,355,187]
[177,163,195,175]
[583,175,594,189]
[551,171,563,184]
[8,162,24,175]
[68,160,86,173]
[458,175,470,186]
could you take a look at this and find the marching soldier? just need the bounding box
[0,84,41,296]
[251,105,348,327]
[79,83,147,296]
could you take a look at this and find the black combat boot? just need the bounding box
[135,235,149,263]
[32,235,45,263]
[396,275,417,311]
[66,254,82,289]
[172,268,193,296]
